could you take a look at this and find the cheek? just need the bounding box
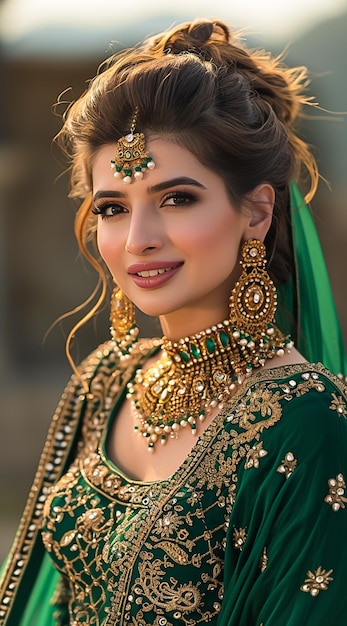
[181,211,242,256]
[96,228,108,262]
[96,225,121,267]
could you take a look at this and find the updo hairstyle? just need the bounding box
[56,19,319,357]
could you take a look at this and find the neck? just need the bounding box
[159,306,230,342]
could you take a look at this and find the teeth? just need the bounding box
[137,268,170,277]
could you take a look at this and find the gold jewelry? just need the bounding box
[110,287,139,357]
[110,109,156,184]
[230,239,277,339]
[127,238,293,451]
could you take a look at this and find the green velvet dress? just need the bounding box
[1,340,347,625]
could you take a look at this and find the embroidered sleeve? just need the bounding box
[219,371,347,626]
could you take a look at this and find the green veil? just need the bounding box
[277,181,347,377]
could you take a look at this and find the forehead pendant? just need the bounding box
[110,109,156,184]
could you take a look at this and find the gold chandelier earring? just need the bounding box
[229,239,293,365]
[109,286,139,359]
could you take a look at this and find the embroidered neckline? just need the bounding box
[87,361,335,496]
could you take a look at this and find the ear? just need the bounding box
[242,184,274,242]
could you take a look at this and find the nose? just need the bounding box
[125,208,163,255]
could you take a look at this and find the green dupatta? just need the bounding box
[277,181,347,376]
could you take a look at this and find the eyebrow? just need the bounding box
[93,177,206,203]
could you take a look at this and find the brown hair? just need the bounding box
[56,18,319,374]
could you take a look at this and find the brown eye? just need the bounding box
[92,203,127,219]
[162,192,196,206]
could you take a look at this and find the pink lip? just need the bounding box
[127,261,183,289]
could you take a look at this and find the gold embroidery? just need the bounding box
[154,542,189,565]
[300,566,334,596]
[134,554,201,612]
[280,372,326,399]
[330,392,347,418]
[2,357,345,625]
[232,388,283,433]
[276,452,297,479]
[233,527,247,551]
[324,473,347,511]
[244,441,268,469]
[260,547,268,572]
[154,512,184,538]
[0,343,113,624]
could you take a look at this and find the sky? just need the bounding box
[0,0,347,47]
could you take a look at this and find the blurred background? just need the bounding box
[0,0,346,561]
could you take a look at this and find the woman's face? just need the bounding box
[93,137,268,337]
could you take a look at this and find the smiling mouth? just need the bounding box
[136,268,172,277]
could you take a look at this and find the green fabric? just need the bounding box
[18,555,68,626]
[218,367,347,625]
[277,182,347,375]
[1,346,347,625]
[1,547,68,626]
[36,364,347,625]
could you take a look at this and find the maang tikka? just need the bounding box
[110,108,156,184]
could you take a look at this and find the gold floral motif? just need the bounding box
[232,527,247,551]
[329,392,347,418]
[276,452,297,479]
[154,512,184,538]
[244,442,268,469]
[76,508,113,540]
[134,556,201,613]
[300,566,334,596]
[233,388,283,432]
[194,443,237,497]
[324,473,347,511]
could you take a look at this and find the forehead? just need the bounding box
[92,137,220,192]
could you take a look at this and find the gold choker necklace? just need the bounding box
[127,319,293,452]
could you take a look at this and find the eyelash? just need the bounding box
[92,202,125,220]
[92,191,197,219]
[161,191,197,206]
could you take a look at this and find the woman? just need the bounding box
[1,18,347,626]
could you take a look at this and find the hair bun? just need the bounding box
[188,21,228,46]
[144,19,230,60]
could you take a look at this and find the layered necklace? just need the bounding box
[127,319,293,452]
[110,240,294,452]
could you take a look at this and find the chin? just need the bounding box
[136,304,174,318]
